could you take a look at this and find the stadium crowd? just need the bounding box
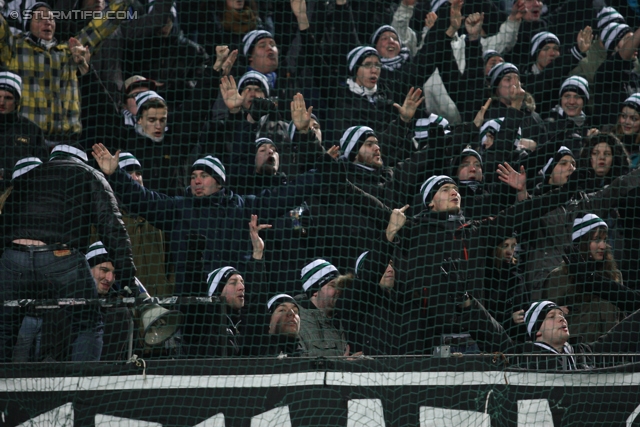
[2,0,640,370]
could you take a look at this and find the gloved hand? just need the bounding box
[249,97,277,120]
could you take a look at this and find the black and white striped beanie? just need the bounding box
[207,266,240,296]
[86,241,111,268]
[340,125,376,162]
[572,213,607,241]
[135,90,165,112]
[530,31,561,57]
[266,293,298,313]
[623,93,640,112]
[420,175,456,207]
[487,62,519,89]
[191,155,226,185]
[300,259,339,294]
[0,71,22,100]
[255,137,277,151]
[238,71,270,98]
[600,22,632,51]
[597,7,626,30]
[525,301,560,341]
[118,152,142,172]
[49,144,88,163]
[346,46,380,74]
[559,76,589,101]
[11,157,42,180]
[242,30,275,56]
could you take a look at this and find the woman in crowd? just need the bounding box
[608,93,640,169]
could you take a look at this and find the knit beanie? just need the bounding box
[572,213,607,241]
[242,29,274,56]
[530,31,561,57]
[135,91,165,112]
[49,144,88,163]
[118,152,142,172]
[85,241,111,268]
[600,22,632,51]
[420,175,456,207]
[255,137,277,151]
[301,259,339,295]
[266,293,298,313]
[559,76,590,102]
[622,93,640,112]
[346,46,380,75]
[238,71,270,98]
[540,146,574,178]
[0,71,22,101]
[487,62,519,89]
[524,301,561,341]
[339,125,376,162]
[191,155,226,185]
[597,7,626,31]
[11,157,43,180]
[23,2,52,33]
[207,266,240,296]
[482,49,502,66]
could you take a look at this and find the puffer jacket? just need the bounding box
[2,155,136,286]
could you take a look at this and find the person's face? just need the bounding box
[355,136,383,168]
[30,7,56,41]
[137,107,168,140]
[355,56,381,89]
[537,308,570,348]
[457,155,483,181]
[128,170,144,187]
[560,91,584,117]
[379,263,395,290]
[495,237,517,262]
[536,43,560,69]
[220,274,245,310]
[240,85,265,110]
[589,230,608,261]
[429,183,461,213]
[0,90,16,114]
[590,142,613,177]
[82,0,105,11]
[310,117,322,143]
[249,38,279,74]
[255,143,279,175]
[91,261,116,296]
[484,56,504,76]
[496,73,520,103]
[523,0,543,21]
[549,155,576,185]
[375,31,401,59]
[619,106,640,135]
[269,302,300,336]
[313,280,341,312]
[125,87,149,115]
[226,0,245,10]
[190,170,222,196]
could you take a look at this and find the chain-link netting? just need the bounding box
[2,0,640,425]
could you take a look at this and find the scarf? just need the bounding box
[380,47,411,71]
[555,106,587,127]
[248,67,277,90]
[221,6,257,34]
[135,124,164,143]
[347,78,378,103]
[534,342,578,370]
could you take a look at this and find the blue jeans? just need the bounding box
[0,248,103,362]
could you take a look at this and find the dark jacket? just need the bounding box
[1,155,136,287]
[593,52,640,127]
[0,110,47,189]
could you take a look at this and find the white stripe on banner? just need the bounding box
[3,371,640,393]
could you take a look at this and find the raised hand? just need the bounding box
[509,0,525,21]
[473,98,492,128]
[214,46,238,76]
[577,26,593,53]
[465,12,484,41]
[447,0,464,35]
[497,162,526,192]
[249,214,272,260]
[219,75,245,114]
[69,37,90,74]
[508,81,526,111]
[394,87,424,123]
[91,143,120,176]
[326,145,340,159]
[386,204,410,241]
[425,11,438,29]
[290,92,313,133]
[291,0,309,30]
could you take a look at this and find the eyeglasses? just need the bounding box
[360,63,382,70]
